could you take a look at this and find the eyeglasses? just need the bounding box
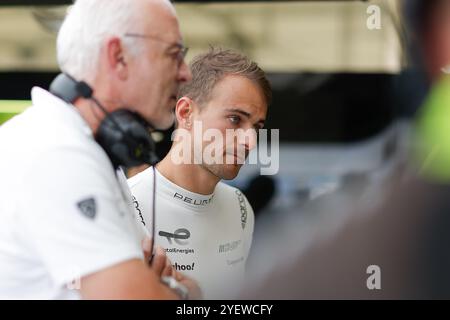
[124,32,189,66]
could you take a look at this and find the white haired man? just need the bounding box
[0,0,200,299]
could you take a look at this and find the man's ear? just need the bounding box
[175,97,194,129]
[106,37,128,81]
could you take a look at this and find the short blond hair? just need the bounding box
[179,47,272,107]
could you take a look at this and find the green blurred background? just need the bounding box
[0,100,29,125]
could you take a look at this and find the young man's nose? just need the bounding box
[238,128,258,151]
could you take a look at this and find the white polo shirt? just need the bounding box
[128,167,254,299]
[0,88,143,299]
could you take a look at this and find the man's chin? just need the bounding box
[152,112,176,130]
[220,165,242,180]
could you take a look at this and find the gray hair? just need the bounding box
[57,0,146,81]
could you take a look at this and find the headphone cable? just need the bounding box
[149,165,157,264]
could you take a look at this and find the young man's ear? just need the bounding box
[175,97,193,129]
[106,37,128,80]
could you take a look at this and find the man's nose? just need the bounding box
[178,61,192,83]
[238,128,258,151]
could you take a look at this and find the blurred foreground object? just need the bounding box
[415,76,450,182]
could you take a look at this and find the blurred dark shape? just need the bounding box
[267,73,395,143]
[389,68,428,119]
[425,184,450,298]
[154,124,175,161]
[242,176,450,299]
[0,72,56,100]
[126,125,174,178]
[294,187,311,207]
[404,0,449,83]
[242,175,276,217]
[340,171,369,194]
[385,0,431,120]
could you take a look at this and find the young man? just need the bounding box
[0,0,199,299]
[128,48,271,298]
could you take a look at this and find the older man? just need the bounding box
[0,0,197,299]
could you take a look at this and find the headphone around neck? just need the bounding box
[49,73,159,169]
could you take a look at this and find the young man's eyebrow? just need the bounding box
[225,108,251,118]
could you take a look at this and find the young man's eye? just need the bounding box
[228,115,241,125]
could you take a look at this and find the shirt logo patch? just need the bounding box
[235,190,247,230]
[173,192,214,206]
[219,240,242,253]
[76,197,96,219]
[132,195,145,226]
[159,228,190,245]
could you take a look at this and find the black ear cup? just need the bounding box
[49,73,159,169]
[96,110,159,168]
